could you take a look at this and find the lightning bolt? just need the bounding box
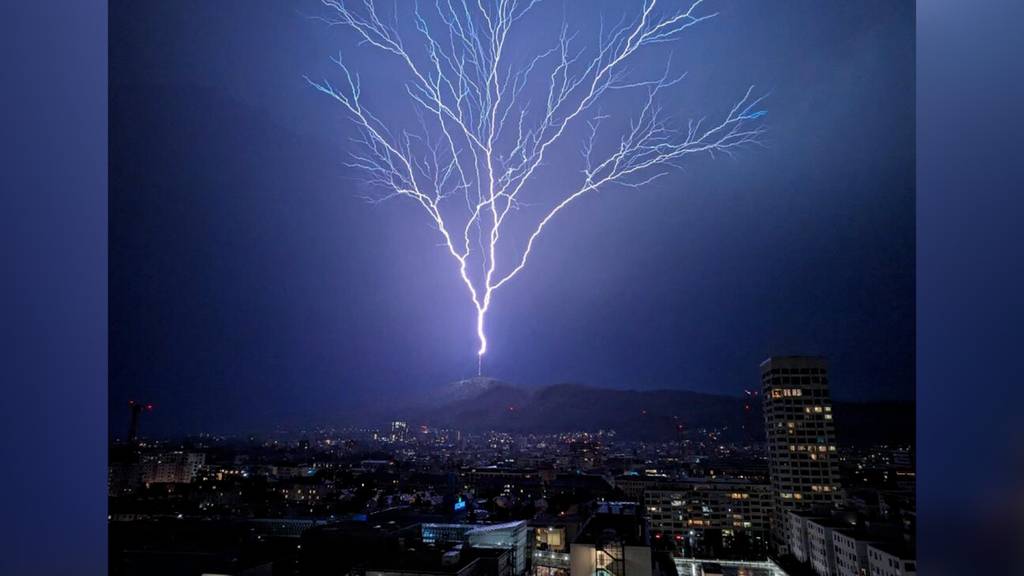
[306,0,766,374]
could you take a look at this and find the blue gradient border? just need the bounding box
[1,1,107,574]
[917,0,1024,573]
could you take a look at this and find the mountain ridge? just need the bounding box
[400,379,913,446]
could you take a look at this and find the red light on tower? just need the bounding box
[128,400,153,444]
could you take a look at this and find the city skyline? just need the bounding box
[108,354,915,576]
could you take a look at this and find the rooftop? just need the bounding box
[576,510,648,547]
[868,540,916,560]
[366,546,508,575]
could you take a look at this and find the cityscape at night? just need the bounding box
[109,364,915,576]
[108,1,915,576]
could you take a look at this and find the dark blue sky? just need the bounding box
[110,0,913,436]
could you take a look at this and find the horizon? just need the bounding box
[114,374,915,440]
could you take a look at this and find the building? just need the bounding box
[140,451,205,484]
[110,518,277,576]
[366,546,514,576]
[462,467,542,500]
[570,502,651,576]
[644,479,771,559]
[785,512,812,564]
[278,479,333,503]
[422,521,529,576]
[109,459,143,495]
[469,522,530,576]
[761,356,841,554]
[832,528,876,576]
[786,512,844,574]
[805,517,845,576]
[866,543,915,576]
[390,421,409,442]
[300,519,410,575]
[786,511,908,576]
[529,514,582,576]
[615,474,671,502]
[673,558,790,576]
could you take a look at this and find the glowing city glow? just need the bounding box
[307,0,766,371]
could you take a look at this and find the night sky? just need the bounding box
[110,0,914,437]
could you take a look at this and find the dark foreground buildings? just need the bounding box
[108,356,914,576]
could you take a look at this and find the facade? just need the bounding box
[644,479,771,559]
[109,460,143,495]
[832,529,875,576]
[390,421,408,442]
[529,516,581,576]
[366,547,514,576]
[673,558,790,576]
[423,523,477,545]
[785,512,815,564]
[805,518,841,576]
[140,451,205,484]
[422,521,529,576]
[786,512,906,576]
[866,544,915,576]
[615,475,670,502]
[761,356,841,554]
[570,503,651,576]
[469,522,530,576]
[279,480,332,503]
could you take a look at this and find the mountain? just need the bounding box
[418,377,532,428]
[406,380,914,446]
[431,377,516,406]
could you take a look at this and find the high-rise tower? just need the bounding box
[127,400,153,445]
[760,356,841,555]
